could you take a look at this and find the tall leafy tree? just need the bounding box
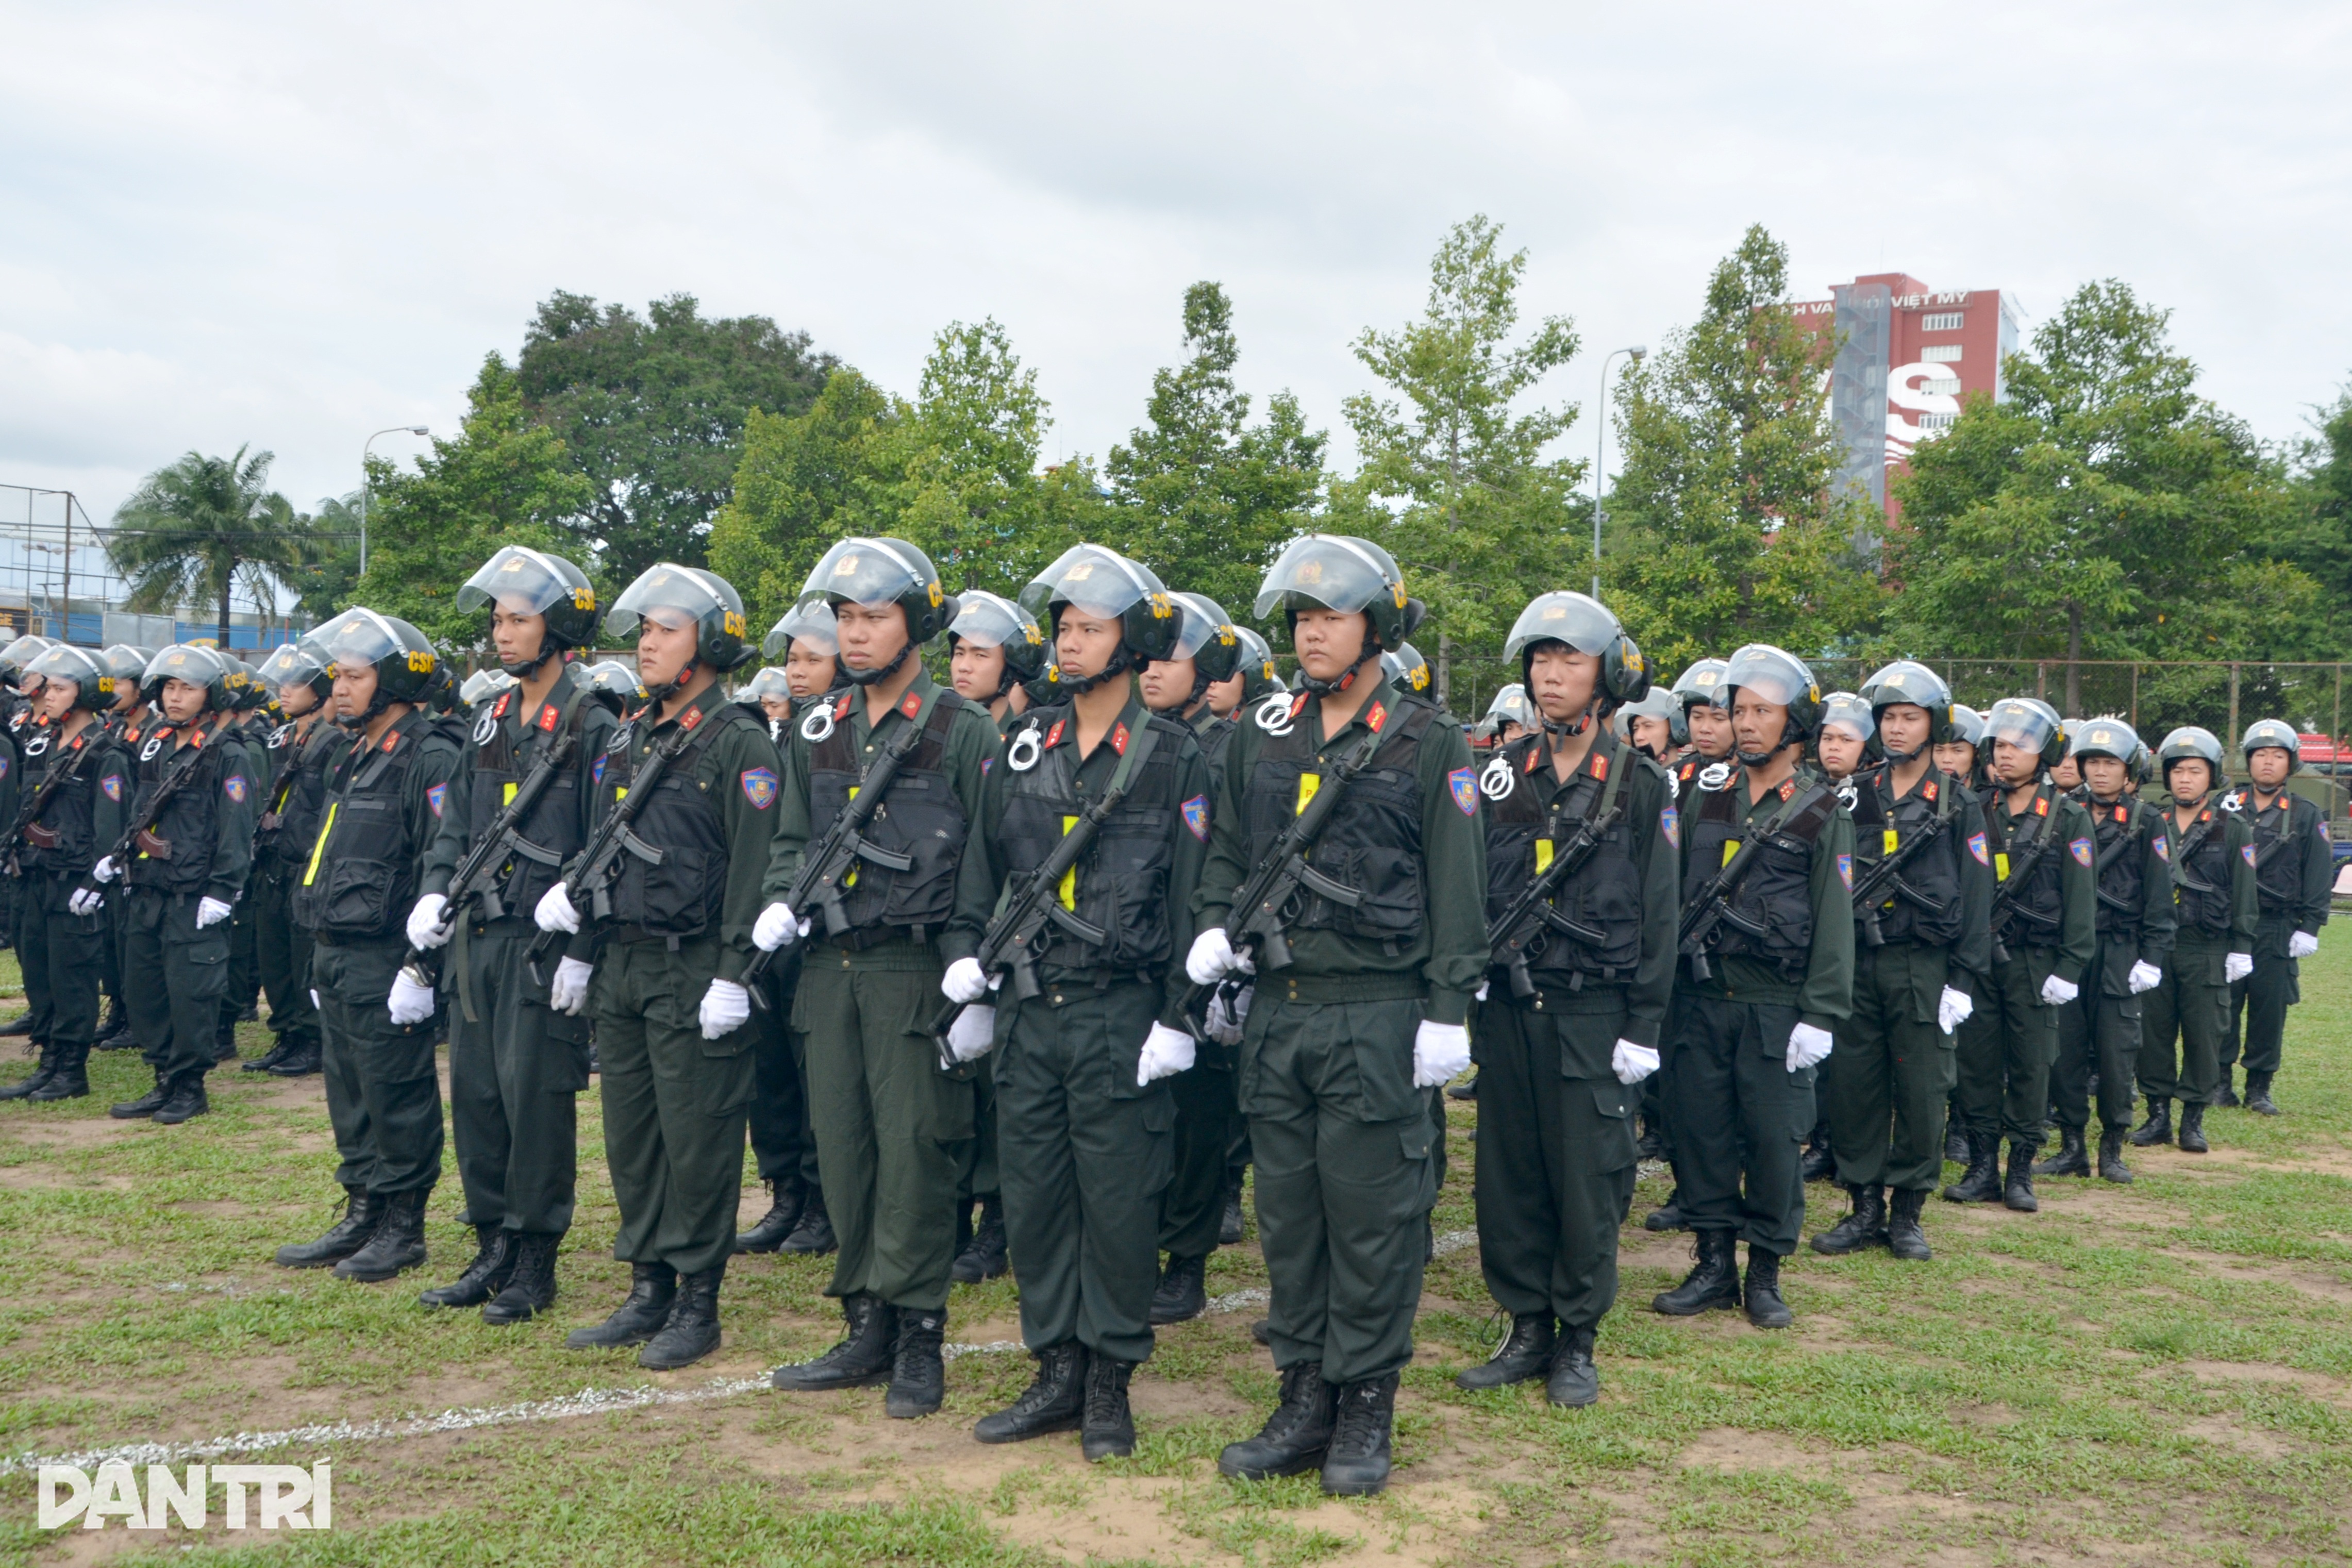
[517,291,835,580]
[354,355,595,649]
[1107,281,1326,619]
[108,445,312,644]
[1329,215,1584,702]
[284,492,365,622]
[1888,281,2308,716]
[1603,224,1886,674]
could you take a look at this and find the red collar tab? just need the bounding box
[679,704,704,731]
[1524,747,1542,774]
[832,692,854,721]
[2034,796,2049,815]
[187,729,204,747]
[1778,777,1796,802]
[1110,721,1130,756]
[1288,693,1309,720]
[899,689,924,721]
[538,703,560,732]
[1922,779,1938,801]
[1366,702,1388,734]
[2113,805,2127,823]
[1044,719,1066,750]
[1590,749,1609,780]
[492,691,512,719]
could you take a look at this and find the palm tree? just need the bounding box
[108,446,316,646]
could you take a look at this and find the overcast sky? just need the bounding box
[3,0,2347,557]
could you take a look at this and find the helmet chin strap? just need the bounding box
[1301,641,1377,697]
[1060,644,1135,697]
[500,635,562,681]
[1541,699,1599,743]
[842,641,912,689]
[647,659,701,707]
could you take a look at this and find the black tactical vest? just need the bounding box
[1991,784,2066,949]
[125,726,232,895]
[2247,794,2317,914]
[262,723,342,874]
[1482,732,1643,981]
[1683,772,1837,982]
[2089,796,2150,939]
[15,725,108,873]
[601,699,755,941]
[1193,712,1238,770]
[2166,805,2234,938]
[1239,693,1438,948]
[463,682,591,919]
[1846,764,1966,947]
[996,706,1186,974]
[290,711,436,938]
[806,689,970,944]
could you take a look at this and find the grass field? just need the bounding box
[3,950,2351,1567]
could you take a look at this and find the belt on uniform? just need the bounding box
[1264,974,1428,1005]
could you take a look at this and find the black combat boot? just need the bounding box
[774,1292,896,1389]
[1652,1229,1741,1315]
[885,1308,946,1417]
[1446,1069,1478,1101]
[150,1073,210,1125]
[28,1044,86,1100]
[950,1196,1008,1283]
[1250,1317,1271,1346]
[974,1342,1087,1443]
[1642,1189,1690,1232]
[2096,1128,2133,1185]
[213,1016,240,1064]
[781,1190,837,1255]
[483,1232,561,1324]
[733,1178,805,1254]
[335,1188,429,1280]
[1320,1373,1399,1496]
[565,1263,677,1349]
[418,1225,512,1308]
[93,998,132,1049]
[2003,1141,2039,1211]
[1637,1114,1663,1161]
[241,1037,290,1073]
[1943,1122,1971,1166]
[1886,1188,1931,1261]
[108,1071,171,1120]
[1149,1254,1207,1325]
[1080,1352,1137,1461]
[2177,1102,2210,1154]
[1219,1362,1337,1480]
[640,1264,724,1370]
[276,1187,384,1269]
[1799,1135,1837,1185]
[0,1011,35,1037]
[1743,1247,1794,1329]
[1942,1134,2002,1204]
[266,1039,322,1077]
[2033,1126,2091,1177]
[1546,1325,1599,1408]
[2244,1071,2280,1116]
[1219,1181,1246,1246]
[2212,1071,2240,1108]
[1809,1185,1888,1255]
[2127,1096,2172,1147]
[1454,1312,1555,1390]
[0,1044,58,1101]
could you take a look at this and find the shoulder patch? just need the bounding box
[741,767,778,809]
[1181,794,1211,842]
[1447,766,1478,816]
[1836,852,1853,891]
[2151,833,2168,861]
[2071,837,2094,868]
[224,774,247,803]
[101,773,122,801]
[1660,805,1679,849]
[426,781,448,819]
[1967,830,1989,866]
[592,754,608,788]
[2243,842,2258,867]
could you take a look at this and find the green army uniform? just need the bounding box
[2138,801,2255,1113]
[249,715,339,1074]
[1470,728,1676,1377]
[4,718,126,1100]
[214,710,274,1060]
[767,671,1001,1316]
[2050,795,2173,1157]
[741,701,824,1240]
[1198,676,1487,1389]
[2223,788,2332,1101]
[1158,703,1243,1277]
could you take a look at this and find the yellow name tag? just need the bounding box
[1534,838,1554,873]
[503,782,518,807]
[1058,814,1080,910]
[1994,852,2010,883]
[1722,838,1741,869]
[1883,828,1899,857]
[1296,774,1320,814]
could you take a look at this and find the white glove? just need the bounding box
[387,969,436,1025]
[535,882,580,935]
[1205,982,1253,1046]
[1611,1039,1660,1085]
[91,855,121,884]
[68,887,103,916]
[2288,931,2320,961]
[2040,974,2080,1006]
[2127,959,2163,994]
[1786,1022,1833,1072]
[1412,1020,1473,1088]
[1185,926,1253,985]
[753,902,798,953]
[196,896,234,929]
[549,956,593,1015]
[941,956,991,1004]
[406,893,452,950]
[1474,979,1490,1003]
[310,989,320,1009]
[698,978,751,1040]
[947,1004,997,1062]
[1937,985,1974,1036]
[1137,1021,1197,1086]
[2225,950,2255,983]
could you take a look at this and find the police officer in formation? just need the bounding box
[407,546,616,1322]
[2222,720,2332,1114]
[242,642,340,1079]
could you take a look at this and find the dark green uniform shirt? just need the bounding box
[2084,791,2176,970]
[1991,783,2098,986]
[1853,762,1997,980]
[1196,677,1488,1026]
[2160,799,2258,949]
[308,710,459,928]
[1675,765,1857,1035]
[2239,786,2334,947]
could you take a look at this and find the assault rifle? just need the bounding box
[525,707,702,983]
[1677,778,1832,984]
[1987,790,2062,966]
[1486,765,1625,999]
[88,724,213,890]
[7,726,101,875]
[1848,780,1955,949]
[402,718,578,990]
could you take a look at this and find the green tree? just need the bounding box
[283,492,364,622]
[1603,224,1886,674]
[354,355,595,650]
[107,445,313,645]
[1888,280,2308,715]
[1329,215,1584,702]
[1106,281,1325,618]
[517,291,835,580]
[2279,385,2352,616]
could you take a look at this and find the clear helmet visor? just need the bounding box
[459,669,515,704]
[606,564,730,641]
[253,643,326,688]
[947,590,1040,652]
[1,634,54,671]
[1717,645,1816,710]
[1251,535,1398,621]
[1984,700,2057,757]
[456,546,579,619]
[1670,659,1728,703]
[764,601,839,659]
[1820,693,1875,741]
[738,666,793,701]
[582,660,648,700]
[1020,544,1161,623]
[302,607,405,676]
[2071,719,2140,761]
[25,643,104,687]
[1504,592,1622,660]
[143,644,223,688]
[1169,593,1233,661]
[798,538,932,615]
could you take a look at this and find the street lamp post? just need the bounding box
[1592,345,1646,597]
[359,426,431,578]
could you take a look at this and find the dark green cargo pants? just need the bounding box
[995,981,1174,1363]
[447,919,590,1235]
[1159,1037,1239,1262]
[313,936,445,1194]
[126,890,230,1085]
[795,943,972,1312]
[16,874,106,1049]
[2224,918,2300,1079]
[2140,935,2228,1106]
[1665,992,1816,1256]
[1953,948,2059,1147]
[1242,987,1436,1387]
[747,946,822,1191]
[252,865,319,1054]
[592,935,755,1277]
[1828,943,1958,1193]
[2053,941,2140,1133]
[1471,994,1639,1332]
